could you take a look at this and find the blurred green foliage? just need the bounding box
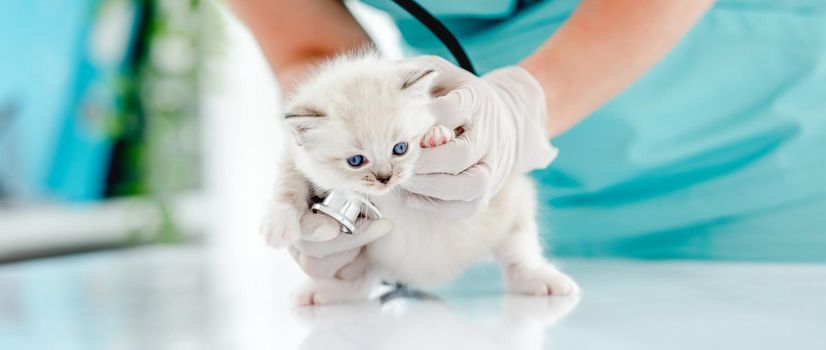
[105,0,223,243]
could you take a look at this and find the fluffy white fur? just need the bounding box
[263,52,579,305]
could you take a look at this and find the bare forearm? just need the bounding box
[228,0,371,93]
[521,0,714,137]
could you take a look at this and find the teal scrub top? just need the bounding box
[360,0,826,262]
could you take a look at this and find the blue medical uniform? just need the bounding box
[361,0,826,261]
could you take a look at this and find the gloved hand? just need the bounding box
[401,56,559,217]
[287,211,393,280]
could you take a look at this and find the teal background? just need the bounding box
[0,0,141,201]
[360,0,826,261]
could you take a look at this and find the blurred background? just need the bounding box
[1,1,824,350]
[0,0,221,258]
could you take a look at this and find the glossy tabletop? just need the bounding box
[1,245,824,350]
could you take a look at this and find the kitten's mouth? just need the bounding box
[360,180,401,196]
[360,173,409,196]
[369,182,395,195]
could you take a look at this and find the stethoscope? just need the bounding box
[311,0,476,235]
[389,0,478,75]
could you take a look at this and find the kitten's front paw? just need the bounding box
[421,125,454,148]
[505,264,580,296]
[259,205,300,248]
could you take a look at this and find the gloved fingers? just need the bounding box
[428,89,475,130]
[403,162,491,202]
[293,218,393,258]
[406,55,476,91]
[400,194,486,219]
[415,133,479,175]
[290,246,361,279]
[335,249,370,280]
[299,211,341,242]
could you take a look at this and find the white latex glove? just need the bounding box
[287,211,393,280]
[401,56,559,217]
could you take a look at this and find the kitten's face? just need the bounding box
[284,57,436,196]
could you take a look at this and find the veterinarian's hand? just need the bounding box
[402,56,558,217]
[288,212,393,280]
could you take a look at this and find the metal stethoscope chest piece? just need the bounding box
[311,190,382,234]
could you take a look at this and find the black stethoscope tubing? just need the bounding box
[389,0,478,76]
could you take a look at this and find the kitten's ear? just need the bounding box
[400,68,437,98]
[283,106,325,145]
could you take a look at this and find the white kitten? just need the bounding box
[263,51,579,305]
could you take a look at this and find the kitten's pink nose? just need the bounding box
[375,173,392,184]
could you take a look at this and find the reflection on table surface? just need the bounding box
[1,245,825,350]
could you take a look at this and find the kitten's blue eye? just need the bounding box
[392,142,408,156]
[346,155,366,168]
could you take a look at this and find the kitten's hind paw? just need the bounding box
[421,125,454,148]
[293,279,371,306]
[505,264,580,296]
